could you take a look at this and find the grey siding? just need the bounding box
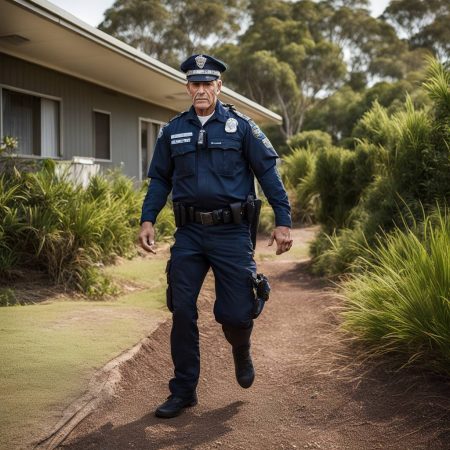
[0,53,175,179]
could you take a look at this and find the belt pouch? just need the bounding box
[180,203,186,226]
[230,202,242,224]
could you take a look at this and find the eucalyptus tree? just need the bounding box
[382,0,450,61]
[216,0,347,138]
[99,0,247,67]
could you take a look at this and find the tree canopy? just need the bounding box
[98,0,449,143]
[99,0,247,67]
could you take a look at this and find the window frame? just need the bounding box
[138,116,165,181]
[92,108,112,162]
[0,84,63,159]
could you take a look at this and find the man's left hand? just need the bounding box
[268,226,293,255]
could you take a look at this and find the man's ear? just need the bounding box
[216,79,222,95]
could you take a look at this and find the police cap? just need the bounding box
[180,54,227,82]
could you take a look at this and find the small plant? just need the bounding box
[0,288,18,307]
[0,136,19,156]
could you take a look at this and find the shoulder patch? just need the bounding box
[157,121,170,139]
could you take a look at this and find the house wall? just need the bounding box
[0,53,176,179]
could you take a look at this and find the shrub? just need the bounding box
[309,58,449,275]
[258,201,275,235]
[154,202,176,240]
[310,225,370,277]
[340,209,450,374]
[281,148,316,190]
[281,148,317,222]
[287,130,332,151]
[0,162,167,297]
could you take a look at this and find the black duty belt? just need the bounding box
[194,208,233,225]
[173,201,248,227]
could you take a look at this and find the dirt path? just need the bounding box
[61,228,450,450]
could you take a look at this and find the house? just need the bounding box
[0,0,282,181]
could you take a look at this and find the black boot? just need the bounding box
[155,393,198,418]
[232,344,255,388]
[222,324,255,389]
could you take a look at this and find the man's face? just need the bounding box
[186,80,222,115]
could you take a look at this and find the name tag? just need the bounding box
[171,132,193,139]
[171,138,191,145]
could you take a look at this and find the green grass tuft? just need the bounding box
[341,208,450,374]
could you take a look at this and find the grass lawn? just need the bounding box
[0,253,169,449]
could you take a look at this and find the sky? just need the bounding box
[49,0,392,28]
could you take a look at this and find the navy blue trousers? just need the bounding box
[166,222,257,398]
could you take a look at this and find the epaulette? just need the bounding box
[157,110,189,139]
[169,109,189,122]
[224,104,253,123]
[224,104,274,149]
[222,103,235,110]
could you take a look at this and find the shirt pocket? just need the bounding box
[171,143,197,178]
[209,138,242,177]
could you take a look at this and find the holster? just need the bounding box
[252,272,270,318]
[246,195,262,250]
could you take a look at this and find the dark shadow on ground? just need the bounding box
[349,360,450,448]
[61,401,246,450]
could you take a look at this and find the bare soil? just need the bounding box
[60,228,450,450]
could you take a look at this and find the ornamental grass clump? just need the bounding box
[0,161,166,298]
[341,209,450,374]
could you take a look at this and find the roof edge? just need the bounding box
[10,0,282,124]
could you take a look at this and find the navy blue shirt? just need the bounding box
[141,101,291,227]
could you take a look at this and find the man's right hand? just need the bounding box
[139,221,156,254]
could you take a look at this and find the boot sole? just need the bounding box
[155,399,198,419]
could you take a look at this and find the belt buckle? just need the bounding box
[200,212,214,225]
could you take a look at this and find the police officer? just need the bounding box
[139,54,292,418]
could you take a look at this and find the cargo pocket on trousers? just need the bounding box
[165,259,174,312]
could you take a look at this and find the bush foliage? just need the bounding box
[282,58,449,274]
[0,162,174,298]
[282,57,450,373]
[341,209,450,375]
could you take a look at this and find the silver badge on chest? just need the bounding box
[225,118,238,133]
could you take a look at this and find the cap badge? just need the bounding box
[225,118,238,133]
[195,55,207,69]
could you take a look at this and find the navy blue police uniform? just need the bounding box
[141,54,291,404]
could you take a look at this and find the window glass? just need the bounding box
[2,89,60,157]
[3,89,41,155]
[94,111,110,160]
[140,120,161,180]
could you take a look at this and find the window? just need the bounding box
[1,88,60,157]
[140,119,162,180]
[93,111,110,160]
